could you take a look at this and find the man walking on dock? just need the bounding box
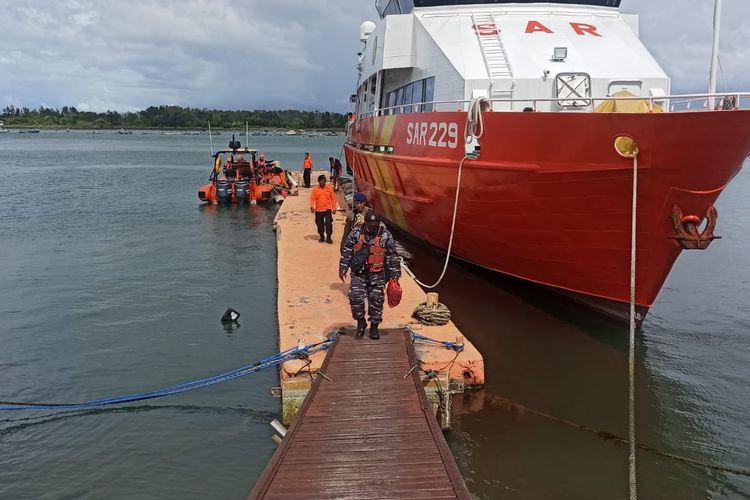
[310,175,337,244]
[329,157,343,192]
[339,213,401,340]
[302,152,313,188]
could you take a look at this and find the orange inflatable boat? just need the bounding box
[198,137,293,205]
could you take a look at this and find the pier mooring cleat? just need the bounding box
[369,322,380,340]
[356,318,367,339]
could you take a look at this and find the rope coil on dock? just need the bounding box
[412,302,452,326]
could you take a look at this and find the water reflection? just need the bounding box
[397,234,733,498]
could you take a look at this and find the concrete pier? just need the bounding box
[274,170,484,427]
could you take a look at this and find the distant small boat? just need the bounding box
[162,131,181,136]
[116,128,133,135]
[285,130,297,136]
[0,120,8,134]
[20,129,40,134]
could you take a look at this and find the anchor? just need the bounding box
[670,204,721,250]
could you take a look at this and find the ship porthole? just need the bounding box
[614,135,639,158]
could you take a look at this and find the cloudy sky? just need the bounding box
[0,0,747,112]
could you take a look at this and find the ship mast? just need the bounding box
[708,0,723,108]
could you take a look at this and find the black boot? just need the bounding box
[355,318,367,339]
[369,322,380,340]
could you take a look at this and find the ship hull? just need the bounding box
[345,110,750,325]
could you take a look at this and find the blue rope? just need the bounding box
[0,336,337,412]
[409,331,464,352]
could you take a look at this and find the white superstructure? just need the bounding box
[355,0,670,114]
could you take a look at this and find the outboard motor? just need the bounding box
[216,179,233,205]
[234,180,249,203]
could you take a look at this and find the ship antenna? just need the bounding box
[208,121,214,156]
[708,0,723,109]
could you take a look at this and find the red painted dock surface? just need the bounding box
[249,328,471,499]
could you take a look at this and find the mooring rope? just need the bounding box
[485,394,750,478]
[405,97,488,290]
[0,336,337,412]
[409,330,465,352]
[628,153,639,500]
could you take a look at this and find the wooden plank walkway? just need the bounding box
[249,328,471,499]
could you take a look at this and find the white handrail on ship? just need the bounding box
[361,92,750,119]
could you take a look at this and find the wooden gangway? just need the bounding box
[249,328,471,499]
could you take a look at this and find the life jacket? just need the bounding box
[353,230,385,273]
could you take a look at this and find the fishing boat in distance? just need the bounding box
[198,136,294,205]
[345,0,750,326]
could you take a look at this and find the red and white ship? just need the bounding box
[345,0,750,326]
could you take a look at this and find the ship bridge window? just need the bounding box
[383,76,436,115]
[404,82,415,111]
[554,73,592,109]
[411,80,423,113]
[367,75,377,114]
[423,77,435,112]
[394,88,404,113]
[387,91,397,110]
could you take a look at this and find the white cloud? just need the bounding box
[623,0,750,93]
[0,0,747,111]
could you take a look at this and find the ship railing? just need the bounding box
[364,92,749,118]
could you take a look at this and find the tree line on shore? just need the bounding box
[0,105,347,130]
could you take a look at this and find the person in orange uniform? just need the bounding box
[302,152,313,188]
[310,175,337,243]
[256,153,267,176]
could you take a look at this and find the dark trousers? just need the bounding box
[349,273,387,323]
[303,169,311,188]
[315,210,333,240]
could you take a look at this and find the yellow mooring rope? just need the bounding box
[628,152,639,500]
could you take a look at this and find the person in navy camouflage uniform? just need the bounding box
[339,213,401,339]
